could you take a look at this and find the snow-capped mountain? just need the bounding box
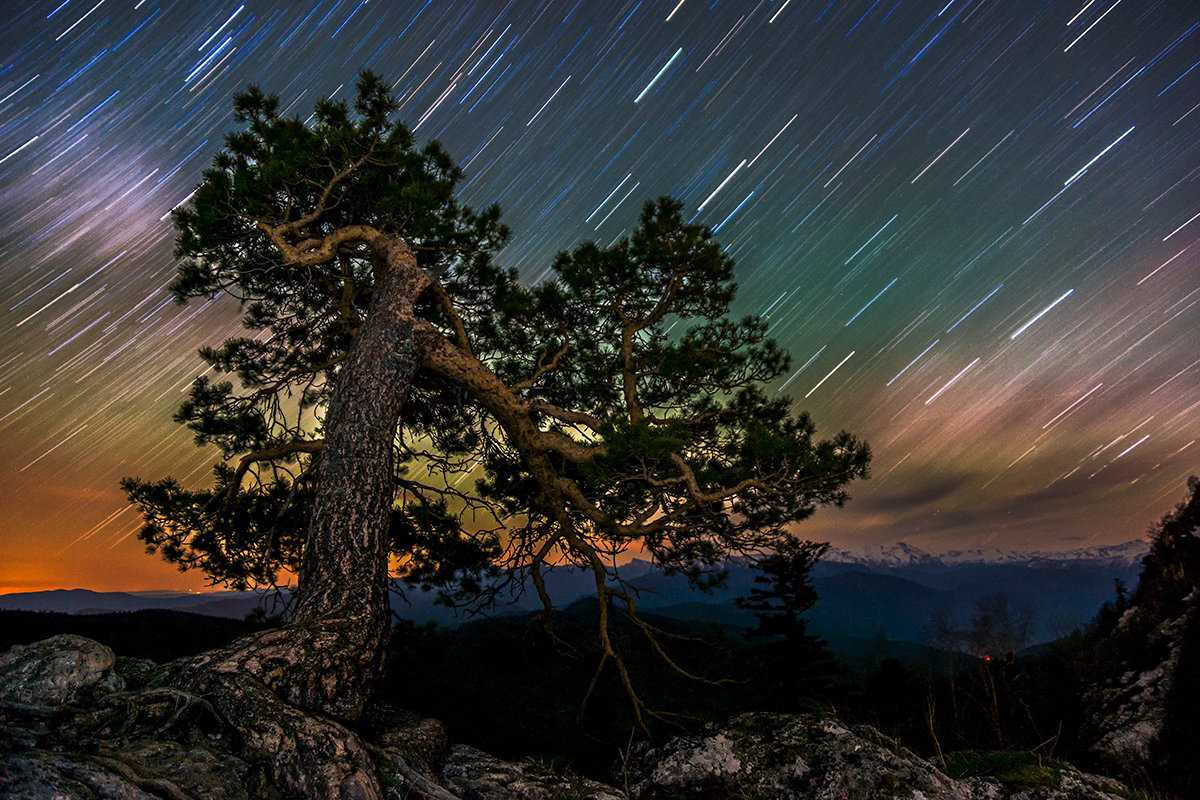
[823,541,945,568]
[824,540,1149,569]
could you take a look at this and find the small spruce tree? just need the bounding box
[736,538,836,704]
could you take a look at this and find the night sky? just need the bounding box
[1,0,1197,593]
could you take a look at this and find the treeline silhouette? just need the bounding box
[0,609,271,661]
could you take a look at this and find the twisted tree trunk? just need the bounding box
[286,234,429,720]
[165,237,431,799]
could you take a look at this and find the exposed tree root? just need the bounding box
[167,616,385,724]
[182,668,382,799]
[373,747,462,800]
[85,754,194,800]
[156,622,390,799]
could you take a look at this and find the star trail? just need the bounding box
[1,0,1197,592]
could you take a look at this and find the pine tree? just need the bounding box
[122,72,869,794]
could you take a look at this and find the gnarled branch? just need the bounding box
[229,440,325,501]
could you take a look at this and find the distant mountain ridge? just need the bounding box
[823,539,1149,569]
[0,587,286,618]
[607,539,1150,577]
[1,541,1148,652]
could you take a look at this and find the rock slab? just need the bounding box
[622,712,1128,800]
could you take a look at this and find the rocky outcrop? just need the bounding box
[0,637,253,800]
[1083,589,1198,777]
[1078,477,1200,795]
[621,712,1128,800]
[1,635,1130,800]
[0,634,625,800]
[1086,628,1177,770]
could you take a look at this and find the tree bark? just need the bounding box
[287,234,428,721]
[163,236,430,799]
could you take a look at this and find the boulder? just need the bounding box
[0,750,162,800]
[621,712,1127,800]
[0,634,119,706]
[363,703,450,773]
[0,742,251,800]
[623,712,977,799]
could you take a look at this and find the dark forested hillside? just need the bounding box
[0,609,260,660]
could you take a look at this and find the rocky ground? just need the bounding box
[1,635,1133,800]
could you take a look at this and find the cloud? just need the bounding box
[860,473,974,516]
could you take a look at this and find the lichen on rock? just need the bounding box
[621,712,1128,800]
